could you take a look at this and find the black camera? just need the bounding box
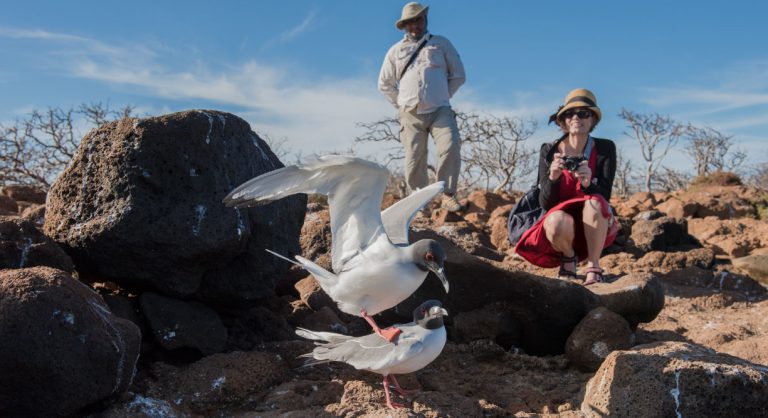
[561,155,585,171]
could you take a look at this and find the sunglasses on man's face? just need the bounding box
[562,109,593,120]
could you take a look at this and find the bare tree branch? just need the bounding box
[355,110,538,192]
[0,102,134,191]
[619,108,684,193]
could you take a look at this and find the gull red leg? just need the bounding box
[382,375,406,409]
[388,374,418,396]
[361,309,401,342]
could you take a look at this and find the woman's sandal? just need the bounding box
[557,254,578,281]
[583,267,605,286]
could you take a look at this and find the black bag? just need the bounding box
[507,184,544,246]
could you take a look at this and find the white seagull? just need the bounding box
[296,299,448,409]
[223,155,449,341]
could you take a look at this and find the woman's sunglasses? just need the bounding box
[562,109,593,120]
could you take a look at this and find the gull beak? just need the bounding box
[428,265,449,293]
[428,306,449,318]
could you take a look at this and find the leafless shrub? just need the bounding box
[614,148,635,198]
[685,125,746,177]
[0,102,133,191]
[355,111,538,192]
[619,109,685,193]
[749,162,768,191]
[653,166,692,192]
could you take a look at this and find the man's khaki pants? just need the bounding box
[399,106,461,194]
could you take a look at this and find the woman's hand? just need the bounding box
[575,161,592,188]
[549,153,564,181]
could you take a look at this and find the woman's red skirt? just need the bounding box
[514,194,617,268]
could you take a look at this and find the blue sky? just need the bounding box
[2,1,768,180]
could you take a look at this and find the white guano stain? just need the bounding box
[718,271,728,290]
[127,394,176,417]
[192,205,207,236]
[77,280,134,396]
[212,376,226,390]
[250,133,272,163]
[591,341,610,359]
[235,208,245,238]
[202,111,214,144]
[18,236,33,268]
[670,370,682,418]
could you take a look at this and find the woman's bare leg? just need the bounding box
[544,210,576,273]
[582,199,610,282]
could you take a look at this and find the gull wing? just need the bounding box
[380,182,444,245]
[298,323,428,373]
[224,155,389,272]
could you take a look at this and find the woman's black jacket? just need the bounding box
[537,136,617,210]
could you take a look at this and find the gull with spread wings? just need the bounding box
[223,155,449,341]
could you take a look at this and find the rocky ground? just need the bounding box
[1,113,767,417]
[96,184,768,417]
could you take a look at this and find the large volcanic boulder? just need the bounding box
[44,110,305,304]
[581,341,768,417]
[0,216,74,272]
[0,267,141,416]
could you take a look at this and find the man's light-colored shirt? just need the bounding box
[378,32,466,114]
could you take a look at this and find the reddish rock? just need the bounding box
[0,267,141,417]
[581,341,768,417]
[296,305,348,334]
[588,273,665,328]
[636,248,715,273]
[1,185,46,204]
[430,208,464,225]
[300,209,333,271]
[44,111,305,303]
[143,351,289,414]
[139,292,227,355]
[489,203,514,220]
[0,216,74,272]
[295,275,334,311]
[463,211,490,228]
[489,216,511,251]
[656,197,699,218]
[614,192,656,218]
[565,307,634,372]
[20,203,45,225]
[688,217,767,257]
[732,254,768,286]
[0,195,18,215]
[465,190,510,214]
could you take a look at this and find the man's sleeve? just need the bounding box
[444,39,465,97]
[378,46,399,108]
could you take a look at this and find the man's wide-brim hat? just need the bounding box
[396,2,429,29]
[550,88,602,124]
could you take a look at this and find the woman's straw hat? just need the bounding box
[396,2,429,29]
[549,88,602,124]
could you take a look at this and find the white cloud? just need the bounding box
[270,10,318,46]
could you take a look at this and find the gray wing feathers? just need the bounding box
[296,324,433,373]
[223,155,390,272]
[380,182,444,245]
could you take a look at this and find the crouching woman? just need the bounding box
[515,88,617,285]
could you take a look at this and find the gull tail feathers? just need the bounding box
[295,255,338,289]
[295,327,350,344]
[295,327,354,368]
[264,249,302,267]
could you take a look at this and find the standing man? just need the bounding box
[378,2,466,212]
